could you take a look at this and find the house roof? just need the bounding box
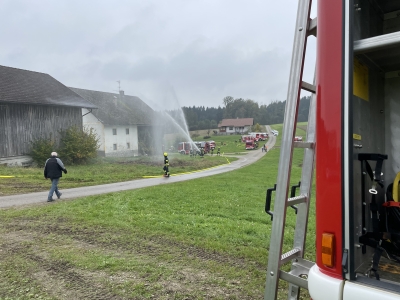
[0,65,97,109]
[218,118,254,127]
[70,87,154,126]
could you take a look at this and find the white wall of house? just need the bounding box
[104,125,139,156]
[82,109,106,156]
[242,125,252,132]
[82,109,139,157]
[220,125,251,133]
[226,126,235,133]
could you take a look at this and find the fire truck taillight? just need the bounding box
[321,233,335,267]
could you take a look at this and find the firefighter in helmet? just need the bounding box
[163,152,170,177]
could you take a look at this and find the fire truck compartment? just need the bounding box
[349,0,400,292]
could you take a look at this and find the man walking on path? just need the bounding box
[44,152,67,202]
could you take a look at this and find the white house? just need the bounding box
[70,88,154,157]
[218,118,254,134]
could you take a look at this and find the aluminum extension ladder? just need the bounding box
[264,0,317,299]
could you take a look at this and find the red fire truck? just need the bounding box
[241,135,251,142]
[208,140,216,150]
[177,142,191,155]
[194,141,211,154]
[245,139,257,150]
[264,0,400,299]
[260,133,268,141]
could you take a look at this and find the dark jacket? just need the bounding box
[44,157,67,179]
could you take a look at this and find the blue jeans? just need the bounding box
[48,178,61,200]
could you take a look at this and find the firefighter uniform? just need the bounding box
[163,152,170,177]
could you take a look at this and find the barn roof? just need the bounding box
[218,118,254,127]
[0,65,97,109]
[70,88,154,126]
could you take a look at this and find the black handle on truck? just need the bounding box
[265,184,277,221]
[290,181,301,214]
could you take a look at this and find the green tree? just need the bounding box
[252,123,264,132]
[223,96,234,107]
[223,97,260,119]
[29,134,56,167]
[58,126,100,164]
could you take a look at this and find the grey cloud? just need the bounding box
[0,0,315,108]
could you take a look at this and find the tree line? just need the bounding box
[181,96,311,131]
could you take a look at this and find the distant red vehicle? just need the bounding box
[194,141,211,154]
[242,135,251,142]
[259,133,268,141]
[177,142,191,155]
[208,140,216,150]
[245,139,258,150]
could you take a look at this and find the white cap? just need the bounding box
[51,152,58,157]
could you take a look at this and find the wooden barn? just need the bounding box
[0,65,97,165]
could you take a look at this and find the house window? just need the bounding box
[127,143,130,149]
[113,128,117,135]
[126,128,129,135]
[229,126,233,130]
[113,144,117,150]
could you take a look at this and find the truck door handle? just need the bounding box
[265,184,277,221]
[290,181,301,214]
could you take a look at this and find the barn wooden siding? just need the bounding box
[0,103,83,158]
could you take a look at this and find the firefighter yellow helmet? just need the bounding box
[164,152,168,156]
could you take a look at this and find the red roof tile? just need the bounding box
[218,118,253,127]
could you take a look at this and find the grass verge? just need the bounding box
[0,155,234,196]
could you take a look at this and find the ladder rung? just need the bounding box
[279,258,315,289]
[294,141,315,149]
[287,195,307,206]
[308,17,317,37]
[293,258,315,270]
[280,248,301,265]
[279,270,309,289]
[301,81,316,93]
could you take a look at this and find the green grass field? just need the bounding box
[0,124,315,299]
[0,155,234,196]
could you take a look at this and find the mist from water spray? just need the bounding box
[162,111,200,152]
[138,83,200,158]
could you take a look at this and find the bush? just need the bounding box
[30,135,56,167]
[203,136,211,139]
[58,126,100,165]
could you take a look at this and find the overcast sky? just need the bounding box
[1,0,316,110]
